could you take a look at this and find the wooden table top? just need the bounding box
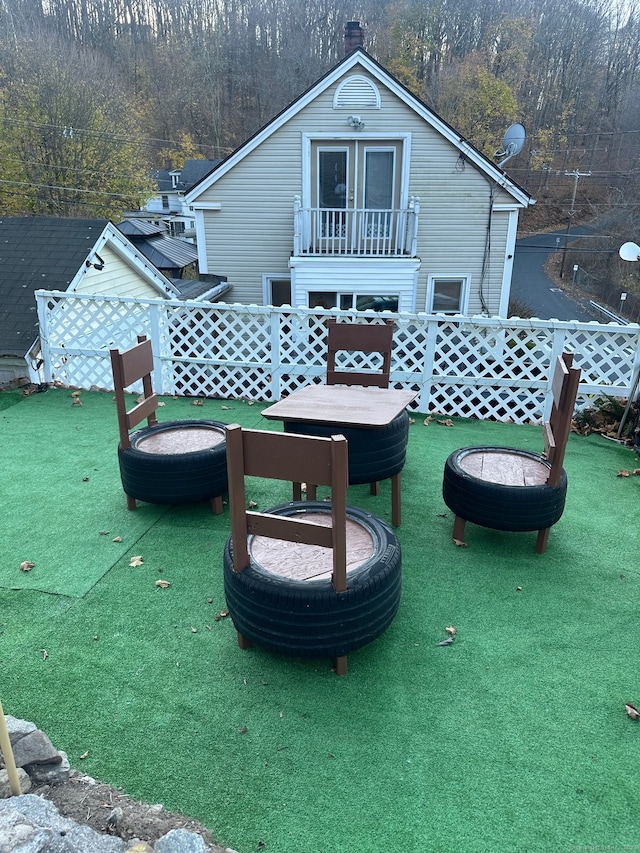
[261,385,417,428]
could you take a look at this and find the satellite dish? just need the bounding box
[619,241,640,262]
[495,123,526,167]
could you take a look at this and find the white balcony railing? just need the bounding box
[293,196,420,257]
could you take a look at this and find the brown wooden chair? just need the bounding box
[287,318,409,526]
[223,424,402,674]
[442,352,581,553]
[326,317,393,388]
[110,335,228,512]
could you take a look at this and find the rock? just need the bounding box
[0,795,127,853]
[3,717,37,747]
[154,829,209,853]
[25,753,70,786]
[124,844,153,852]
[0,807,53,853]
[11,731,62,769]
[0,768,32,798]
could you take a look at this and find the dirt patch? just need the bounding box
[31,770,229,852]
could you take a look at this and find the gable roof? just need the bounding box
[185,47,532,207]
[152,159,220,195]
[0,216,176,358]
[118,219,199,270]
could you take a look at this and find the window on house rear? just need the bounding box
[426,276,470,314]
[309,291,399,312]
[162,195,169,210]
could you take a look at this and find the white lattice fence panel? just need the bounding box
[36,292,640,423]
[41,294,153,390]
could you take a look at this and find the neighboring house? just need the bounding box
[117,219,200,280]
[0,216,228,383]
[185,35,533,317]
[133,159,219,241]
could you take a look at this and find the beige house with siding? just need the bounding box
[186,44,533,317]
[0,217,210,383]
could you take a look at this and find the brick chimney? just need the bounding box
[344,21,364,54]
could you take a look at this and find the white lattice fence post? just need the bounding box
[36,290,53,383]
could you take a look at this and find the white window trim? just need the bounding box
[293,282,414,313]
[426,274,472,315]
[262,273,291,306]
[302,133,411,210]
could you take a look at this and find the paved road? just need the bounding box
[511,227,601,322]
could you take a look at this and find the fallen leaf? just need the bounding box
[452,538,467,547]
[248,500,258,508]
[191,627,198,633]
[625,703,640,720]
[82,476,89,482]
[437,418,455,427]
[238,726,248,734]
[99,530,109,536]
[445,626,457,636]
[155,579,171,588]
[112,536,123,543]
[157,401,165,407]
[192,399,204,406]
[437,636,455,646]
[72,398,83,406]
[20,560,35,572]
[129,555,144,567]
[221,405,233,410]
[617,469,630,477]
[516,586,523,591]
[79,750,89,759]
[632,469,640,476]
[409,417,415,424]
[220,609,229,617]
[423,416,433,426]
[40,649,48,660]
[71,390,81,398]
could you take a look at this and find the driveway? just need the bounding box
[511,227,601,322]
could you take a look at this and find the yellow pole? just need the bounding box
[0,700,21,795]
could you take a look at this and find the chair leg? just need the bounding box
[237,632,251,650]
[306,484,317,501]
[211,495,224,515]
[535,527,550,554]
[334,655,347,675]
[293,482,302,501]
[452,516,466,543]
[126,494,137,511]
[391,472,401,527]
[370,481,380,496]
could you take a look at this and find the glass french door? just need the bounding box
[312,141,401,249]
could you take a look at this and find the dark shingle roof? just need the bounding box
[0,216,109,357]
[116,220,198,271]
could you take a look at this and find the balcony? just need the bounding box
[293,195,420,257]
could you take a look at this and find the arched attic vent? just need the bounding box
[333,75,380,110]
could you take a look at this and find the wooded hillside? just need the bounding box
[1,0,640,314]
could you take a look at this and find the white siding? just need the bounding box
[74,244,163,300]
[195,61,522,313]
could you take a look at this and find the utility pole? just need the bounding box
[559,170,591,278]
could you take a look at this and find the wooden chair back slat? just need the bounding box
[226,424,348,592]
[544,352,581,488]
[326,318,393,388]
[110,335,159,449]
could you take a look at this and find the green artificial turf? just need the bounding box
[1,388,639,852]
